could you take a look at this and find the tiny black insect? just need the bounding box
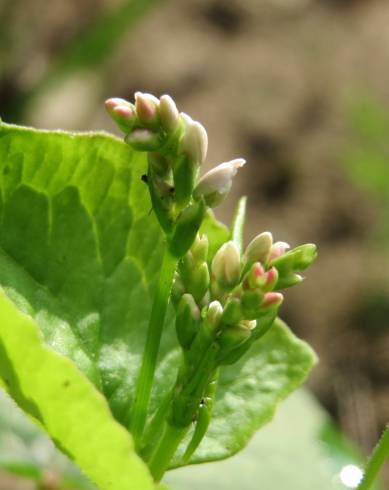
[141,174,148,183]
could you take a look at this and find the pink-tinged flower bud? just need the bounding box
[261,292,284,310]
[105,98,136,133]
[244,263,278,292]
[193,158,246,208]
[244,231,273,265]
[211,241,241,290]
[269,241,290,261]
[244,262,265,290]
[180,113,208,165]
[159,94,179,132]
[135,92,159,126]
[113,105,135,120]
[263,267,278,292]
[105,97,132,112]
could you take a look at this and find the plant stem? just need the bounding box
[231,196,247,254]
[141,388,174,461]
[358,424,389,490]
[148,422,187,482]
[182,368,219,463]
[130,245,178,446]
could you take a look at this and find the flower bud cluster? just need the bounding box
[105,93,245,257]
[172,231,317,366]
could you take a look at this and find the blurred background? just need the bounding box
[1,0,389,488]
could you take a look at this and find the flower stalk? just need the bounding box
[105,92,317,480]
[105,92,245,450]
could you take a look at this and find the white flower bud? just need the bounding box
[135,92,159,125]
[159,94,179,132]
[240,320,257,331]
[269,241,290,261]
[211,240,241,290]
[205,300,223,331]
[193,158,246,207]
[176,294,200,349]
[180,113,208,165]
[244,231,273,265]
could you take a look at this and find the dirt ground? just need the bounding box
[1,0,389,486]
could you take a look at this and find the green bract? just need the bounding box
[0,121,316,489]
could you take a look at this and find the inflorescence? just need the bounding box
[105,92,317,474]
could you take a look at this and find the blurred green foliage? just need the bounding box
[343,96,389,247]
[1,388,380,490]
[166,390,381,490]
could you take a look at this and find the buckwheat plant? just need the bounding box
[105,93,317,481]
[1,91,387,490]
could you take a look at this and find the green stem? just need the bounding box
[184,345,217,396]
[141,388,175,461]
[130,245,178,446]
[147,347,218,476]
[358,424,389,490]
[182,369,219,463]
[148,423,187,482]
[231,196,247,254]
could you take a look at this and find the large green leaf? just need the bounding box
[0,122,160,489]
[0,122,164,425]
[0,289,153,490]
[0,121,316,481]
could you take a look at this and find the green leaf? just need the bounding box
[0,121,163,422]
[0,290,153,490]
[170,319,317,465]
[0,122,161,489]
